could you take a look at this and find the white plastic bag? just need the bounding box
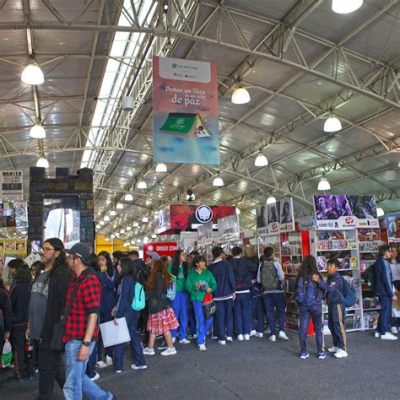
[1,339,13,368]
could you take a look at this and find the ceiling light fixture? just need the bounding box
[104,215,110,222]
[213,176,224,187]
[377,207,385,217]
[318,177,331,191]
[332,0,363,14]
[21,63,45,85]
[231,87,251,104]
[151,234,157,239]
[116,203,124,210]
[29,122,46,139]
[110,210,117,216]
[137,180,147,189]
[266,196,277,205]
[36,156,49,168]
[126,226,132,231]
[324,115,342,133]
[142,216,149,223]
[255,152,268,167]
[124,193,134,202]
[155,163,167,173]
[133,222,139,227]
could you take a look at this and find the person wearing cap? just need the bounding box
[63,243,114,400]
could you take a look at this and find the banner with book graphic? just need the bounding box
[256,198,295,235]
[152,56,219,165]
[313,195,378,230]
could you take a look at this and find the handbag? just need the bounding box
[202,292,217,320]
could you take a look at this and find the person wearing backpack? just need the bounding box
[230,246,259,341]
[294,256,326,360]
[258,247,288,342]
[326,259,348,358]
[113,257,147,373]
[375,245,397,340]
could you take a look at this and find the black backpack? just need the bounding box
[365,263,377,295]
[260,261,280,291]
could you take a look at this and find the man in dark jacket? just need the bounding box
[30,238,71,400]
[375,245,397,340]
[230,246,258,341]
[209,247,235,345]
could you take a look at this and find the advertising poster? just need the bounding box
[0,170,23,200]
[313,195,378,230]
[386,214,400,243]
[256,198,295,235]
[218,214,240,239]
[143,242,178,261]
[152,56,219,165]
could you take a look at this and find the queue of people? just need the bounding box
[0,240,399,400]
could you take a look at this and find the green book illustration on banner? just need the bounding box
[160,113,212,138]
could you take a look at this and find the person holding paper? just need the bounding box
[113,257,147,373]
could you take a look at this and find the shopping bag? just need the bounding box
[1,339,13,368]
[202,293,216,320]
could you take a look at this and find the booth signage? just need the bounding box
[256,198,295,235]
[143,242,179,260]
[0,170,23,200]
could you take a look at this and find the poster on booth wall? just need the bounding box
[143,242,179,261]
[313,195,378,230]
[386,214,400,243]
[0,170,23,200]
[218,214,240,240]
[152,56,220,165]
[256,198,295,235]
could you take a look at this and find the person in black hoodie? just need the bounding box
[230,246,258,341]
[9,260,32,380]
[209,246,236,345]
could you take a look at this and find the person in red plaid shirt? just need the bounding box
[63,243,115,400]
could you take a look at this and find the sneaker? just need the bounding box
[278,331,289,341]
[218,340,226,345]
[250,330,256,337]
[318,352,326,360]
[115,370,122,374]
[244,334,250,341]
[374,332,381,338]
[160,347,177,356]
[334,349,348,358]
[381,332,398,341]
[143,347,155,356]
[96,361,108,369]
[237,334,244,342]
[226,336,233,342]
[179,338,191,344]
[255,332,264,338]
[106,355,113,366]
[269,335,276,342]
[328,346,339,353]
[131,364,147,370]
[90,372,100,381]
[199,344,207,351]
[391,327,399,334]
[300,352,309,359]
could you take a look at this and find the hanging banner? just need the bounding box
[152,56,219,165]
[256,198,295,235]
[143,242,178,261]
[0,170,23,200]
[313,195,378,230]
[218,214,240,240]
[386,214,400,243]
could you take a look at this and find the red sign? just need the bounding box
[143,242,178,260]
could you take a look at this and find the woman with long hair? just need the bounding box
[143,260,179,356]
[294,255,326,360]
[168,250,190,344]
[113,257,146,372]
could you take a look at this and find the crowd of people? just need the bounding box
[0,239,399,400]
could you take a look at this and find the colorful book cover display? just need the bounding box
[256,198,295,235]
[152,56,219,165]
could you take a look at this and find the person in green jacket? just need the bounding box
[168,250,191,344]
[185,255,217,351]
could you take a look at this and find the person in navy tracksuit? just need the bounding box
[326,259,348,358]
[230,246,258,341]
[295,255,326,359]
[208,247,236,344]
[375,245,397,340]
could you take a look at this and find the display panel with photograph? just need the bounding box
[256,198,295,235]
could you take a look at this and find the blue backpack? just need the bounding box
[131,282,145,311]
[341,277,357,308]
[295,278,316,307]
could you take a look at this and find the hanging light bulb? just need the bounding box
[255,152,268,167]
[137,180,147,189]
[104,215,110,222]
[111,234,116,239]
[151,234,157,239]
[155,163,167,173]
[120,228,125,234]
[377,207,385,217]
[266,196,277,205]
[126,226,132,231]
[231,87,250,104]
[142,216,149,223]
[21,63,45,85]
[36,156,49,168]
[124,193,134,202]
[332,0,363,14]
[29,122,46,139]
[213,177,224,187]
[324,115,342,132]
[318,177,331,191]
[133,221,139,227]
[116,203,123,210]
[110,210,117,216]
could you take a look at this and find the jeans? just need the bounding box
[378,295,392,335]
[64,340,112,400]
[86,340,98,378]
[193,300,213,345]
[328,304,347,351]
[263,293,287,335]
[171,291,189,340]
[299,307,323,353]
[215,299,234,340]
[114,310,146,370]
[234,292,252,335]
